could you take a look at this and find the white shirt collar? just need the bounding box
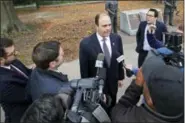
[96,32,112,56]
[0,65,11,69]
[148,20,156,26]
[96,32,110,42]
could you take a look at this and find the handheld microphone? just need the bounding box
[116,55,135,77]
[95,53,104,76]
[95,53,106,100]
[95,53,106,80]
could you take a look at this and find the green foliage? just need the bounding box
[13,0,35,5]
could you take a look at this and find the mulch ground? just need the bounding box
[9,1,184,65]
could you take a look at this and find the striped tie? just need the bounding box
[102,38,111,67]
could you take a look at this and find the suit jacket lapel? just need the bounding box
[92,33,103,54]
[0,66,28,81]
[93,33,112,67]
[143,21,147,31]
[155,21,160,36]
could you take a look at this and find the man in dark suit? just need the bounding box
[136,8,167,67]
[0,38,32,123]
[79,13,125,112]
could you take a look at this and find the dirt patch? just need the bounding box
[10,1,184,65]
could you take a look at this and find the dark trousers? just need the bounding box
[138,51,148,68]
[163,10,174,25]
[109,94,116,110]
[109,13,117,33]
[107,93,116,116]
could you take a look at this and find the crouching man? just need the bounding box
[111,49,184,123]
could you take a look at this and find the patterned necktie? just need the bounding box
[102,38,111,67]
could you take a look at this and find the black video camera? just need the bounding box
[70,77,104,106]
[66,77,111,123]
[163,32,183,53]
[162,32,184,69]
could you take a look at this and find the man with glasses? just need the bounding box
[0,38,33,123]
[135,8,167,67]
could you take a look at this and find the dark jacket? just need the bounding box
[0,59,32,123]
[147,33,164,49]
[136,21,167,53]
[79,33,124,96]
[27,68,69,101]
[111,80,184,123]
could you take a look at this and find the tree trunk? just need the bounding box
[1,0,27,35]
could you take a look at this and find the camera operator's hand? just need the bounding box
[176,29,183,34]
[135,68,145,87]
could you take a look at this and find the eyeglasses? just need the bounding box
[5,50,17,58]
[146,14,154,17]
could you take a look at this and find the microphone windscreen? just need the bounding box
[97,53,105,61]
[95,53,105,68]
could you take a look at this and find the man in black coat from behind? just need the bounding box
[0,38,32,123]
[111,50,184,123]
